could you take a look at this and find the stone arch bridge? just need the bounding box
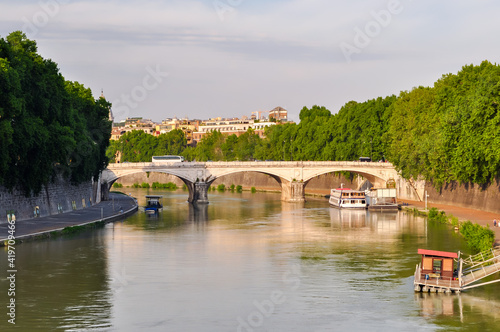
[100,161,424,204]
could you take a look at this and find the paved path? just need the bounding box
[0,193,137,243]
[399,199,500,245]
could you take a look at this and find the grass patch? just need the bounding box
[428,207,447,223]
[459,221,495,253]
[61,220,107,236]
[152,182,178,190]
[425,207,495,253]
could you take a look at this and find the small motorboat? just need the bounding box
[144,195,163,214]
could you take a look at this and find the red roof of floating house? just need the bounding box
[417,249,458,259]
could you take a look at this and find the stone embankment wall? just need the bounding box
[426,180,500,215]
[0,174,95,223]
[110,171,500,214]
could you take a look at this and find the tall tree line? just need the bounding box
[0,31,112,196]
[109,61,500,189]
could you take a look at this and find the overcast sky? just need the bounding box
[1,0,499,122]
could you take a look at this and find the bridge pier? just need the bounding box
[101,182,111,201]
[187,181,210,204]
[281,181,306,202]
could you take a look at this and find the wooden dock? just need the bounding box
[414,246,500,293]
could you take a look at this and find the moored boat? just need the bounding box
[145,195,163,214]
[329,187,367,209]
[366,188,398,211]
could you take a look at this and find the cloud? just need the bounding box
[1,0,500,122]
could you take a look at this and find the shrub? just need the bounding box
[132,183,141,188]
[236,185,243,193]
[428,207,447,224]
[141,182,150,188]
[230,184,235,191]
[112,182,123,188]
[460,221,495,253]
[165,182,178,190]
[251,187,256,193]
[217,184,226,192]
[152,182,178,190]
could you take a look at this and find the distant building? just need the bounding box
[110,117,155,140]
[110,107,291,142]
[193,118,276,142]
[269,106,287,121]
[111,127,124,140]
[155,117,199,146]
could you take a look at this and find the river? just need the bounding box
[2,189,500,331]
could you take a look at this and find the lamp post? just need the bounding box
[283,140,286,161]
[370,137,373,161]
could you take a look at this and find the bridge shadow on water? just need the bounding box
[187,203,209,223]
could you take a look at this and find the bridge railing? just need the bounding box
[107,161,394,168]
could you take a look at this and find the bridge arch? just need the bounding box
[101,168,201,203]
[302,168,393,189]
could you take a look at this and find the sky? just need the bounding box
[1,0,499,123]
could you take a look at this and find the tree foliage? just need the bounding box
[0,31,111,196]
[387,61,500,187]
[107,129,188,162]
[106,60,500,189]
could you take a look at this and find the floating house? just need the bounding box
[414,247,500,293]
[366,188,398,211]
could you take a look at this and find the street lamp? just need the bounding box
[370,137,373,161]
[283,140,286,161]
[425,190,430,210]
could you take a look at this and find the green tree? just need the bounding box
[194,130,225,161]
[221,134,238,161]
[235,129,261,161]
[0,31,111,195]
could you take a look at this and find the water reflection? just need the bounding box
[2,190,500,331]
[188,203,208,223]
[416,291,500,324]
[327,207,427,242]
[0,233,112,331]
[416,292,456,317]
[331,208,367,228]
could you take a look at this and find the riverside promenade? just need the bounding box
[399,199,500,245]
[0,193,138,245]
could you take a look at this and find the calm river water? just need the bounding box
[2,189,500,331]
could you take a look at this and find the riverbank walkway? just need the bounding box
[399,199,500,246]
[0,193,137,244]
